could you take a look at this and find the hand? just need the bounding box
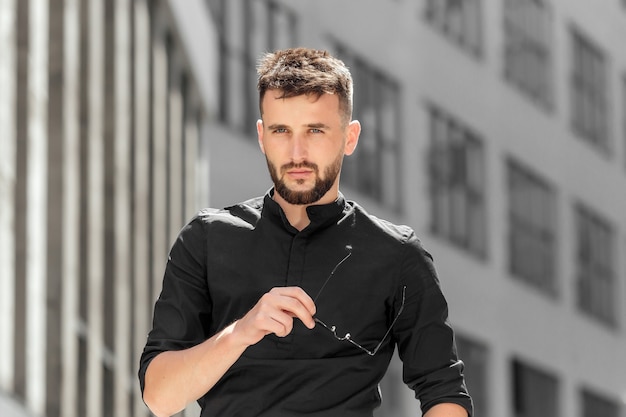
[233,287,316,346]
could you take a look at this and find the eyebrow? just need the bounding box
[307,123,331,130]
[266,123,332,131]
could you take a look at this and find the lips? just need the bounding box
[286,169,313,179]
[282,162,317,179]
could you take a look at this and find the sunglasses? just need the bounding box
[312,250,406,356]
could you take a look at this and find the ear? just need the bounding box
[256,119,266,154]
[344,120,361,156]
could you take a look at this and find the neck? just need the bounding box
[280,203,310,231]
[272,188,338,231]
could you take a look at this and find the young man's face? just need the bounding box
[257,90,360,205]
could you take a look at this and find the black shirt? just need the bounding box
[139,190,473,417]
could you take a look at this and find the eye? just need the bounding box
[273,127,289,134]
[309,128,323,134]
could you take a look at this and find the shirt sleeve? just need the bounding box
[138,214,211,394]
[393,232,473,417]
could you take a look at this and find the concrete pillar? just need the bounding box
[168,70,184,241]
[46,0,66,413]
[0,0,16,393]
[26,0,48,414]
[86,0,104,415]
[113,0,132,415]
[151,13,169,304]
[61,0,81,415]
[132,1,152,415]
[184,110,199,219]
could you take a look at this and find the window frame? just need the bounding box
[424,0,483,57]
[456,335,490,417]
[335,44,403,213]
[503,0,554,109]
[574,203,617,327]
[507,157,558,296]
[581,387,621,417]
[511,358,559,417]
[427,105,487,259]
[208,0,298,137]
[570,26,611,154]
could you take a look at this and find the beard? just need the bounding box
[267,153,343,205]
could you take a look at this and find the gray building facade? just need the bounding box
[0,0,215,416]
[204,1,626,417]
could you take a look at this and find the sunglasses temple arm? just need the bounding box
[369,285,407,356]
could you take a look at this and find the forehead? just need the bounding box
[261,90,341,122]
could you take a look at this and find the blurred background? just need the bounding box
[1,0,626,416]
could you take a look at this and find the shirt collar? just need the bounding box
[263,188,348,234]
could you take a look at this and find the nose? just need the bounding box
[290,133,308,162]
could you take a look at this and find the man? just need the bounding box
[139,47,472,417]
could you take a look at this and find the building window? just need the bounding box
[456,335,489,417]
[503,0,553,109]
[424,0,482,56]
[207,0,298,137]
[428,105,487,258]
[581,388,621,417]
[335,45,403,212]
[575,204,616,326]
[571,28,610,153]
[512,359,559,417]
[507,159,558,296]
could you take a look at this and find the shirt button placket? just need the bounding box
[285,234,307,288]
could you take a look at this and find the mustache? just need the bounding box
[281,161,319,173]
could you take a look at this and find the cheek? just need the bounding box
[268,151,289,170]
[263,139,289,156]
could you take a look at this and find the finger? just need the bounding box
[270,288,316,329]
[269,310,295,337]
[256,306,297,337]
[243,302,292,340]
[272,286,316,316]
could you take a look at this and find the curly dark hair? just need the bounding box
[257,47,353,125]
